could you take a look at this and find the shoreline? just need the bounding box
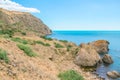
[48,31,120,80]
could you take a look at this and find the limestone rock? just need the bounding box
[102,54,113,64]
[107,71,120,79]
[75,43,101,67]
[90,40,109,54]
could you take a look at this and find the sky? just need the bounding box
[0,0,120,31]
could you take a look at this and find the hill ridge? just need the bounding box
[0,8,51,36]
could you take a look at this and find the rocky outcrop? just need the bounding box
[90,40,109,54]
[102,54,113,64]
[107,71,120,79]
[0,8,51,36]
[74,43,101,67]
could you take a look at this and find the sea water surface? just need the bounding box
[49,31,120,79]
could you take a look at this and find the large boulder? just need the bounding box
[107,71,120,79]
[102,54,113,64]
[90,40,109,54]
[74,43,101,67]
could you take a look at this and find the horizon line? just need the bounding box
[52,30,120,31]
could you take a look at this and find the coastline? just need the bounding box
[0,7,120,80]
[0,30,118,80]
[49,31,120,80]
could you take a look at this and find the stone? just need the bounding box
[102,54,113,64]
[90,40,109,54]
[74,43,101,67]
[107,71,120,79]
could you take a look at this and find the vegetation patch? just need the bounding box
[21,32,26,35]
[11,37,28,44]
[59,40,68,43]
[41,36,53,41]
[0,49,9,63]
[3,34,11,39]
[0,29,14,37]
[0,20,4,25]
[45,43,51,46]
[54,43,64,48]
[67,45,73,51]
[58,70,84,80]
[17,44,36,57]
[35,40,51,46]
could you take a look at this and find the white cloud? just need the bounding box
[0,0,40,13]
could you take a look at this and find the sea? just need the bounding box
[49,31,120,80]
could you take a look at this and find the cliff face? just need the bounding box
[0,8,51,36]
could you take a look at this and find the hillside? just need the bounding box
[0,35,102,80]
[0,8,51,36]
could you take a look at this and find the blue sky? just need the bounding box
[2,0,120,30]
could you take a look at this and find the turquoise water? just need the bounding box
[49,31,120,79]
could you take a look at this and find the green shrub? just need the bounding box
[58,70,84,80]
[35,41,44,45]
[0,30,4,35]
[3,34,11,39]
[55,43,64,48]
[11,37,28,44]
[35,41,51,46]
[17,44,36,57]
[60,40,68,43]
[0,49,9,63]
[67,45,72,51]
[41,36,53,41]
[21,32,26,35]
[45,43,51,46]
[0,29,14,37]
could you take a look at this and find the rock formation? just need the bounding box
[0,8,51,36]
[75,40,110,67]
[74,43,101,67]
[90,40,109,54]
[107,71,120,79]
[102,54,113,64]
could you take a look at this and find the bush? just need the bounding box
[0,49,9,63]
[45,43,51,46]
[55,43,64,48]
[3,34,11,39]
[35,41,51,46]
[60,40,68,43]
[17,44,36,57]
[0,29,14,37]
[11,37,28,44]
[58,70,84,80]
[67,45,72,51]
[41,36,53,41]
[21,32,26,35]
[35,41,44,45]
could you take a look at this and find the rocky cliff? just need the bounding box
[0,8,51,36]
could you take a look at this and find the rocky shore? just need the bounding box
[0,8,120,80]
[75,40,110,67]
[0,35,116,80]
[74,40,120,80]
